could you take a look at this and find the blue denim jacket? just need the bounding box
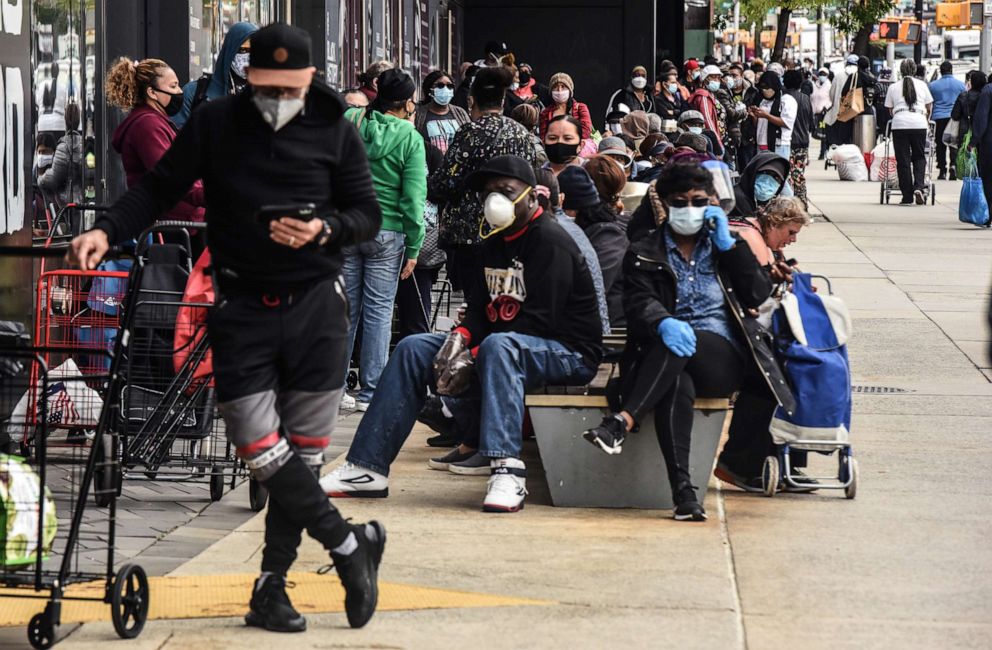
[664,228,735,344]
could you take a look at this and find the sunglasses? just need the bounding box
[433,82,455,89]
[667,197,710,208]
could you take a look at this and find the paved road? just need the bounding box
[3,164,990,649]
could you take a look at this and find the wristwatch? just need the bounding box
[316,219,334,247]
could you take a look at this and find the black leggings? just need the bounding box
[892,128,927,202]
[622,332,744,491]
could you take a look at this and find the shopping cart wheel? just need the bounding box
[346,370,359,391]
[209,467,225,501]
[111,564,149,640]
[842,456,859,500]
[249,477,269,512]
[879,184,884,205]
[761,456,779,497]
[27,612,56,649]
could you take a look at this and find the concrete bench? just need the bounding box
[525,394,730,510]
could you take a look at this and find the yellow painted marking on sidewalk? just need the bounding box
[0,572,552,627]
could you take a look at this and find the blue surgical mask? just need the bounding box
[688,126,704,135]
[433,87,454,106]
[707,80,721,92]
[667,83,679,94]
[754,173,780,203]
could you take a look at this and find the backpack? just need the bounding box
[770,274,853,447]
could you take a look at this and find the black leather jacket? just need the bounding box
[622,225,796,414]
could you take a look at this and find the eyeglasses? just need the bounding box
[433,82,455,89]
[667,197,710,208]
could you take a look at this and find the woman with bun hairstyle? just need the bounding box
[105,57,205,226]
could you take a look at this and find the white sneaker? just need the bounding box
[355,400,370,412]
[320,462,389,498]
[482,458,528,513]
[339,393,356,410]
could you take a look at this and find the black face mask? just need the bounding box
[519,71,531,85]
[545,142,580,165]
[154,88,184,116]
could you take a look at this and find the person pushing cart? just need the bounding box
[68,23,385,633]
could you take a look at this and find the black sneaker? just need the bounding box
[673,484,707,521]
[937,171,946,180]
[782,467,820,493]
[949,169,957,181]
[914,189,925,205]
[418,396,460,447]
[328,521,386,629]
[245,574,306,633]
[714,463,763,493]
[427,447,475,471]
[582,414,627,455]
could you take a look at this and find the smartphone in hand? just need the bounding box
[255,203,317,225]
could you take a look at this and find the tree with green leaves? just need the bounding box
[724,0,895,61]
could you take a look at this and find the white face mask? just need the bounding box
[481,187,532,239]
[667,205,706,235]
[631,76,647,89]
[252,94,305,131]
[552,89,570,104]
[36,153,54,168]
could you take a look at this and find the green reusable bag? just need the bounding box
[956,130,973,179]
[0,454,57,567]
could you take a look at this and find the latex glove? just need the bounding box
[657,318,697,357]
[436,349,475,396]
[433,331,468,382]
[705,205,735,252]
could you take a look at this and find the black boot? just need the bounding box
[328,521,387,628]
[245,574,306,632]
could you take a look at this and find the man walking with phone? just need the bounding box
[68,23,385,634]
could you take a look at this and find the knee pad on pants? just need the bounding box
[237,432,293,481]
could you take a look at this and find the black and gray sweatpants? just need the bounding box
[208,274,351,575]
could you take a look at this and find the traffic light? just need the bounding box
[899,20,922,44]
[878,20,900,40]
[936,2,984,27]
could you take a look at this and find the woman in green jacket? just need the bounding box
[342,69,427,410]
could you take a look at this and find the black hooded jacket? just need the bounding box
[731,151,791,218]
[94,80,382,291]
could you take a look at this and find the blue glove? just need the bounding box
[657,318,697,357]
[705,205,735,252]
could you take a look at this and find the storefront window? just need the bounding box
[189,0,277,81]
[31,0,95,236]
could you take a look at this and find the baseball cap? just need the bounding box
[466,155,536,191]
[701,65,722,78]
[846,54,859,65]
[685,59,700,71]
[485,40,509,56]
[247,23,316,88]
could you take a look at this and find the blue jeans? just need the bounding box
[347,332,597,475]
[342,230,406,403]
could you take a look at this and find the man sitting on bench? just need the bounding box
[582,162,776,522]
[321,155,602,513]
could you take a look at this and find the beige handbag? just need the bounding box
[837,74,864,123]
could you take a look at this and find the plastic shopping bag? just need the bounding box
[4,359,105,444]
[868,141,897,186]
[0,454,58,567]
[832,144,869,182]
[959,177,990,227]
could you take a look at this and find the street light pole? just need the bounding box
[914,0,923,63]
[982,2,992,74]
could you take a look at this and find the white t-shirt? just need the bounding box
[755,93,798,147]
[884,78,933,130]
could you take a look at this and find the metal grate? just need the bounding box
[852,385,911,394]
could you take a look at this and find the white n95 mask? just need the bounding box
[480,187,532,239]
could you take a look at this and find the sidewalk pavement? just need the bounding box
[5,165,992,649]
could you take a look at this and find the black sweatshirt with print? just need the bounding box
[459,209,602,369]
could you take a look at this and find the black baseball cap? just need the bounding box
[466,155,536,191]
[485,40,509,56]
[247,22,316,88]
